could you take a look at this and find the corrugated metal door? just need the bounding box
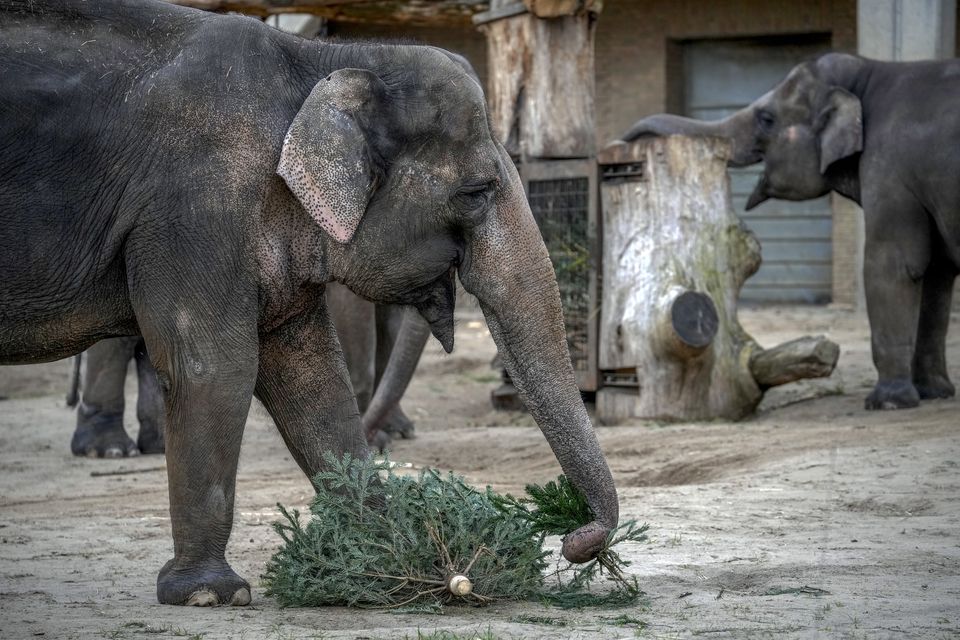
[684,37,833,303]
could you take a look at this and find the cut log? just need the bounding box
[596,136,839,423]
[749,336,840,390]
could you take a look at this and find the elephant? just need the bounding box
[0,0,618,606]
[67,288,427,457]
[617,53,960,411]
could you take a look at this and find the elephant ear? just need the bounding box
[278,68,386,244]
[816,87,862,174]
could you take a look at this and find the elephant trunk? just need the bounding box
[460,154,619,563]
[361,307,430,443]
[618,108,761,167]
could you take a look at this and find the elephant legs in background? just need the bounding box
[327,282,419,447]
[374,303,416,439]
[72,336,165,457]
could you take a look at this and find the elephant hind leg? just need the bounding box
[71,337,139,458]
[912,237,958,400]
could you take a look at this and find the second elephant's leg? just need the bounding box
[134,339,166,454]
[374,304,416,439]
[912,242,958,399]
[72,337,139,458]
[863,192,930,410]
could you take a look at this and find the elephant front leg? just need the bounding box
[151,348,258,606]
[912,250,957,400]
[72,337,139,458]
[255,299,368,482]
[862,198,929,410]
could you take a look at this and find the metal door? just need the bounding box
[684,36,833,303]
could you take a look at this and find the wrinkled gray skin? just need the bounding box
[68,289,426,457]
[619,53,960,411]
[0,0,618,606]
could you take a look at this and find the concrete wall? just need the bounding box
[593,0,858,145]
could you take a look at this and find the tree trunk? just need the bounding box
[596,136,839,423]
[479,0,597,159]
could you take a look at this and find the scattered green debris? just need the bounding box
[510,614,569,627]
[263,453,649,610]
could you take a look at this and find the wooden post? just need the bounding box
[596,136,839,423]
[475,0,599,159]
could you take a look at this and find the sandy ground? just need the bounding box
[1,306,958,639]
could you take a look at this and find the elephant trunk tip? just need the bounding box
[561,521,611,563]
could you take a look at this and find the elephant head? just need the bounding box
[617,54,863,209]
[277,48,618,563]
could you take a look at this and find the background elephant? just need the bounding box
[618,53,960,411]
[1,0,618,606]
[67,286,427,457]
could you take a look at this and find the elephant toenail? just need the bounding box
[104,447,124,458]
[185,589,218,606]
[230,587,251,606]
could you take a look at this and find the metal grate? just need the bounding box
[528,177,591,373]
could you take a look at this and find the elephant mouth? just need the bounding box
[412,267,457,353]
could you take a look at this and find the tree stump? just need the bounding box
[595,136,839,423]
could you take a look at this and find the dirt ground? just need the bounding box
[1,306,958,639]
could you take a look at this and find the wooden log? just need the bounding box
[480,0,597,158]
[749,335,840,390]
[596,136,838,423]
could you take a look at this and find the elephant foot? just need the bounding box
[137,421,166,455]
[71,406,138,458]
[368,429,393,454]
[914,374,955,400]
[864,379,920,410]
[157,558,251,606]
[382,407,416,439]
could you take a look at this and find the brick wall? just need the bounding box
[594,0,857,144]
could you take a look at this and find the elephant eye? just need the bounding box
[453,181,496,218]
[756,110,776,130]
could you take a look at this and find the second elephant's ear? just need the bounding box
[278,68,386,244]
[816,87,862,174]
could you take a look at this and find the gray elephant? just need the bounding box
[67,287,426,457]
[618,53,960,411]
[0,0,618,606]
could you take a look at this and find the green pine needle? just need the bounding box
[263,453,648,610]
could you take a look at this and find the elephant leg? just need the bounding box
[72,337,139,458]
[912,240,957,400]
[255,297,368,482]
[374,304,416,439]
[134,338,166,454]
[862,192,930,410]
[128,258,260,607]
[327,282,376,414]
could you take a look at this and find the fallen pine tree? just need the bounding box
[263,453,648,609]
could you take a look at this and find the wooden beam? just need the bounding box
[167,0,490,27]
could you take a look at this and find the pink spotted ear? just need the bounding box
[278,69,385,244]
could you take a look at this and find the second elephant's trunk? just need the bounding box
[361,307,430,443]
[618,109,761,167]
